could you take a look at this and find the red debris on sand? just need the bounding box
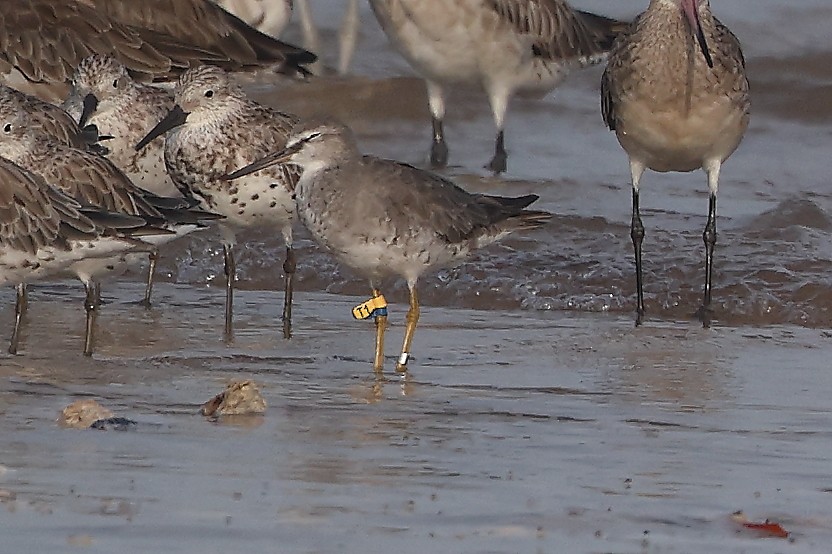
[730,511,790,539]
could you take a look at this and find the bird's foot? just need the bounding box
[695,305,714,328]
[394,352,411,373]
[486,151,507,175]
[634,310,645,327]
[430,140,449,168]
[133,298,152,310]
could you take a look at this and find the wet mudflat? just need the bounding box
[1,284,831,552]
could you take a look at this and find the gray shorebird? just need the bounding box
[135,65,299,340]
[0,107,222,351]
[601,0,750,327]
[62,55,180,198]
[224,121,550,373]
[368,0,625,173]
[0,157,161,355]
[0,0,316,102]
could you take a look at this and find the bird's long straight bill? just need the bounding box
[135,105,189,151]
[682,0,714,68]
[222,142,302,181]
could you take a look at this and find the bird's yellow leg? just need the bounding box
[372,288,387,373]
[396,287,420,373]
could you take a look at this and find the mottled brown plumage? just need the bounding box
[136,65,300,339]
[0,0,316,101]
[0,121,165,219]
[63,55,179,197]
[85,0,315,75]
[0,105,222,344]
[487,0,625,60]
[0,156,161,354]
[0,85,98,151]
[600,0,750,326]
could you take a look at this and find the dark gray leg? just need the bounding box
[486,130,507,174]
[631,188,646,326]
[281,246,296,339]
[223,244,235,340]
[430,116,449,168]
[698,193,717,328]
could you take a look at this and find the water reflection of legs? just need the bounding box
[359,371,414,404]
[398,370,414,397]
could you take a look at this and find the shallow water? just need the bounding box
[2,284,832,552]
[2,2,832,552]
[157,0,832,328]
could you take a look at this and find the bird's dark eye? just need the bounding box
[204,90,214,98]
[112,79,118,88]
[2,123,10,133]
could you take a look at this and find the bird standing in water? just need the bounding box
[136,66,300,340]
[601,0,750,326]
[225,121,550,373]
[369,0,626,173]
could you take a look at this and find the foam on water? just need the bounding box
[137,0,832,329]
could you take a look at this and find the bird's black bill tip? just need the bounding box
[135,105,189,151]
[695,26,714,69]
[79,93,98,128]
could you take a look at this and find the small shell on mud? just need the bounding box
[200,380,267,417]
[58,399,114,429]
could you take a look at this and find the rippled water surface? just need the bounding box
[1,1,832,552]
[152,0,832,328]
[2,284,832,553]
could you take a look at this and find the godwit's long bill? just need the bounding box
[601,0,750,326]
